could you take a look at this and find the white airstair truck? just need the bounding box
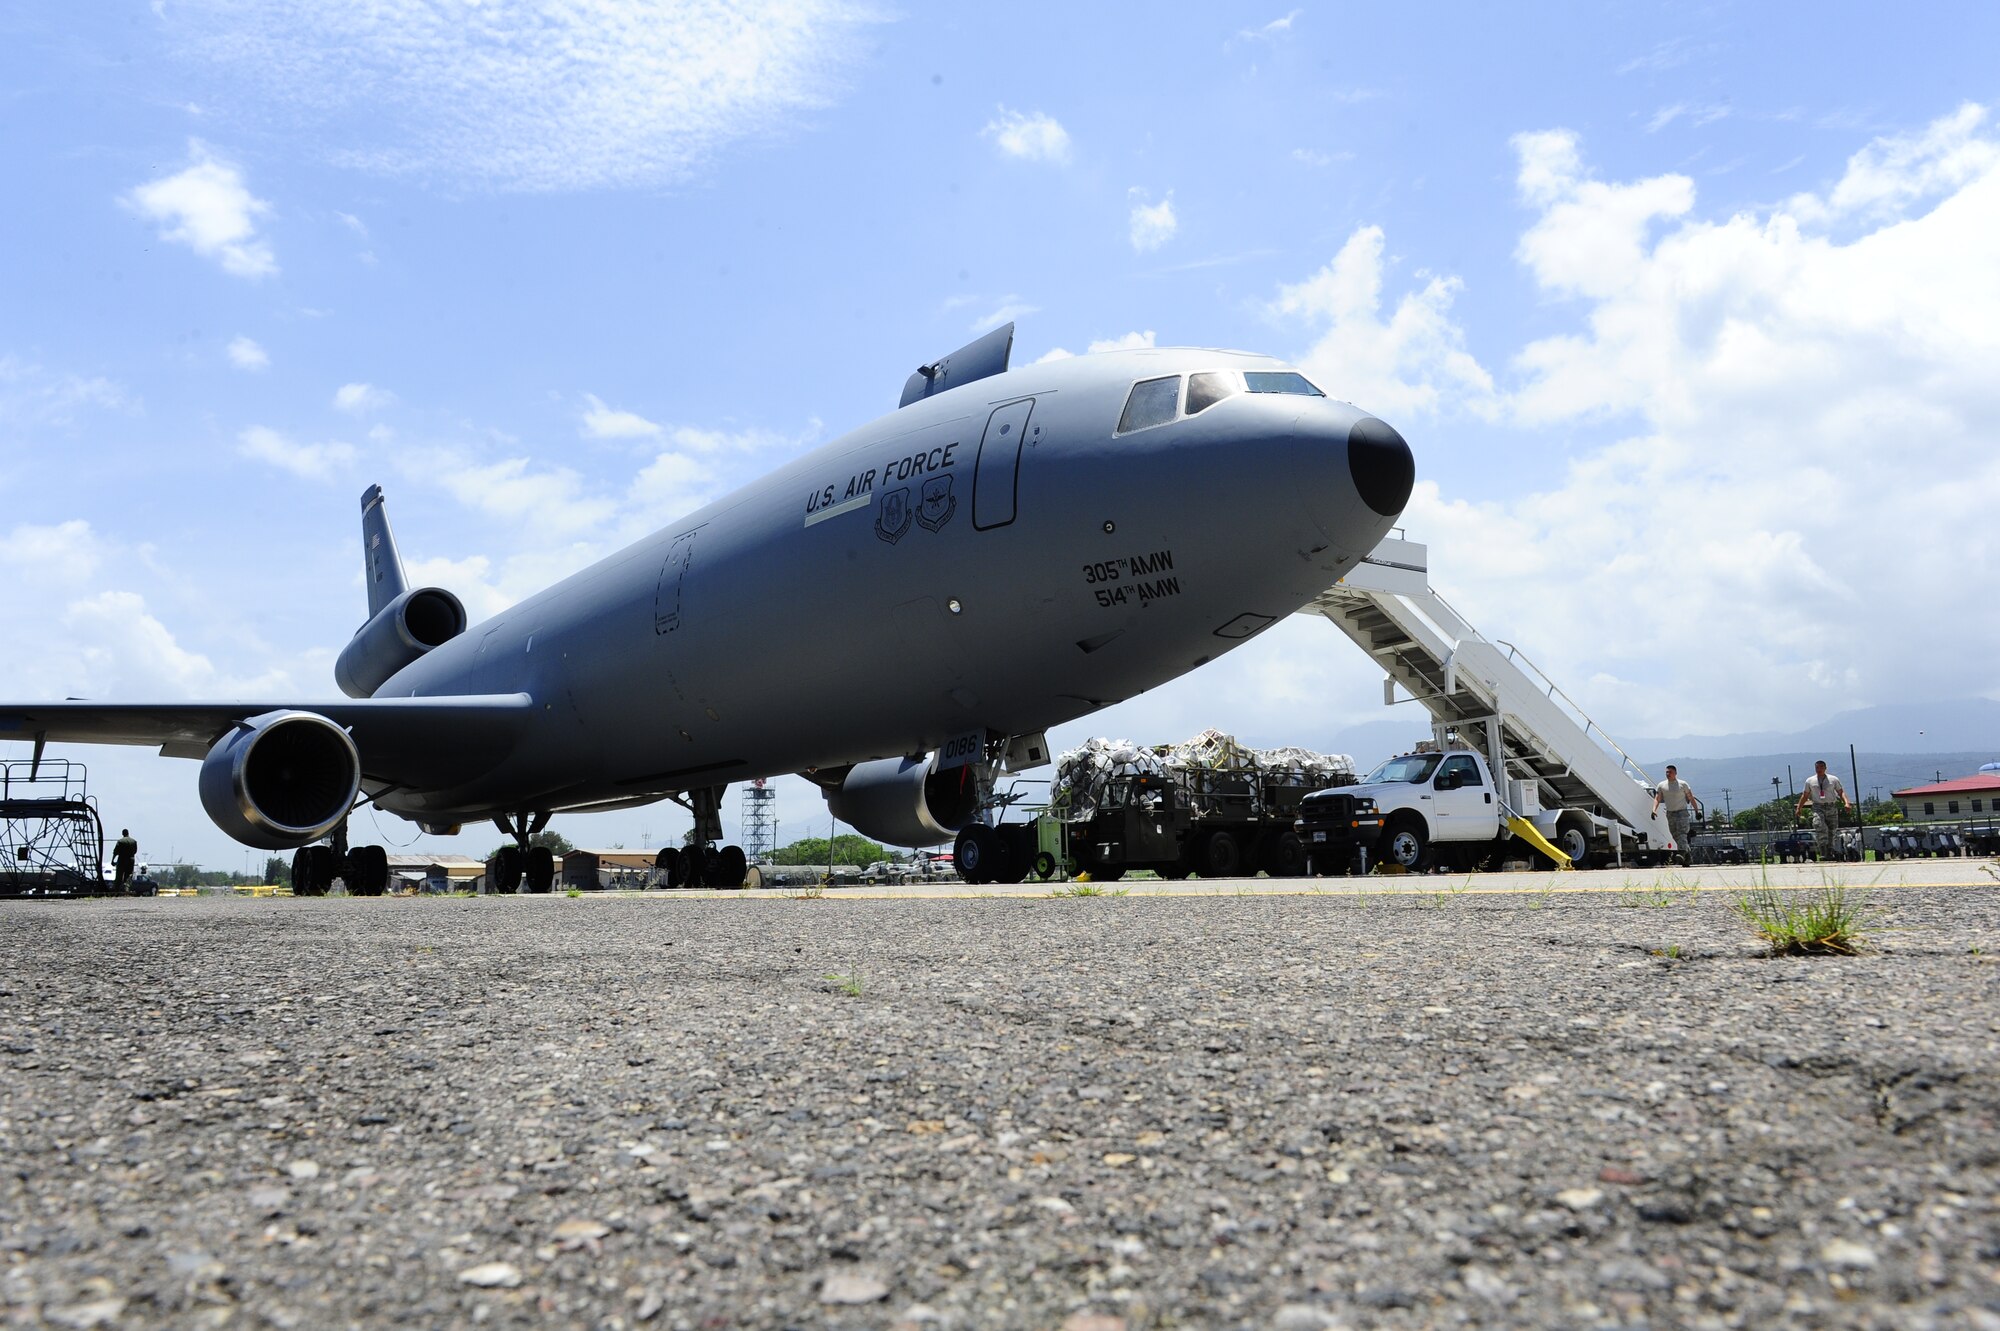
[1301,533,1668,870]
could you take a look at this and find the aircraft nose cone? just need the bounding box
[1347,416,1414,518]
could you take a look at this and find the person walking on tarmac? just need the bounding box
[1649,766,1703,866]
[1796,761,1853,861]
[111,828,138,894]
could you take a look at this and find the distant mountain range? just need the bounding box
[1624,698,2000,762]
[1318,698,2000,802]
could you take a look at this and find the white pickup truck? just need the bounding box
[1297,749,1623,872]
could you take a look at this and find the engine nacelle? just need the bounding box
[334,586,467,699]
[198,711,362,850]
[823,753,985,848]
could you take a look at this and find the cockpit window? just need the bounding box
[1117,376,1182,434]
[1243,370,1325,397]
[1186,371,1243,415]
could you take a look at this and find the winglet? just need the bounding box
[360,484,409,619]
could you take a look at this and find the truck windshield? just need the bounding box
[1361,754,1442,784]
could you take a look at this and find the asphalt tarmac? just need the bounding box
[4,870,1998,1330]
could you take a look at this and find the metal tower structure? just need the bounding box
[740,778,777,862]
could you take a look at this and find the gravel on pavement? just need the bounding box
[3,884,1998,1329]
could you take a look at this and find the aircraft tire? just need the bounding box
[1379,816,1432,872]
[655,847,682,889]
[991,834,1028,884]
[345,845,389,897]
[292,846,326,897]
[524,846,555,893]
[491,845,524,893]
[716,844,747,889]
[955,825,997,884]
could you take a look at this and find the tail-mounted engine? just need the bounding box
[198,710,361,850]
[822,752,986,848]
[333,586,467,699]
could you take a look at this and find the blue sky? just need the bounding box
[3,2,1997,869]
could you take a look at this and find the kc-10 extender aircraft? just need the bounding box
[1,324,1412,893]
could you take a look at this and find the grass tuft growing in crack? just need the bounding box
[823,968,864,997]
[1050,883,1128,898]
[1733,885,1871,956]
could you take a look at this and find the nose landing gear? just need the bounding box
[491,812,557,893]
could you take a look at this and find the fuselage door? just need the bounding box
[973,398,1035,531]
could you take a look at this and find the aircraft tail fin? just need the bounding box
[359,484,410,619]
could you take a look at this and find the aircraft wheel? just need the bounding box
[655,847,682,889]
[1031,851,1057,881]
[1379,816,1432,872]
[1199,830,1242,879]
[490,845,524,893]
[716,844,748,889]
[523,846,556,893]
[292,847,325,897]
[345,845,389,896]
[1264,830,1307,878]
[955,825,997,885]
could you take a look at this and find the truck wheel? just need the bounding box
[955,825,997,885]
[1379,816,1432,872]
[1554,823,1590,868]
[1200,831,1242,878]
[1264,831,1307,878]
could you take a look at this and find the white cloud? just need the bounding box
[238,425,356,480]
[333,382,395,414]
[580,393,663,440]
[1236,9,1302,41]
[1034,330,1156,364]
[1264,104,2000,736]
[335,211,368,238]
[226,335,268,371]
[0,520,103,583]
[982,107,1071,163]
[1128,190,1178,252]
[169,0,876,192]
[1807,101,2000,223]
[121,140,276,278]
[970,300,1038,333]
[0,357,129,427]
[1270,225,1496,418]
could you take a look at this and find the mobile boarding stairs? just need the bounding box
[1305,535,1666,867]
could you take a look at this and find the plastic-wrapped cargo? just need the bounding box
[1052,731,1353,819]
[1050,737,1167,822]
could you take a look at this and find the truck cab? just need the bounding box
[1331,749,1502,870]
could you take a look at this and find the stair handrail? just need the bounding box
[1493,640,1656,787]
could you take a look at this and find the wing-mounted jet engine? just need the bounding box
[197,710,361,850]
[334,485,466,699]
[818,751,988,848]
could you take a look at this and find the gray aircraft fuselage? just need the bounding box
[372,346,1409,826]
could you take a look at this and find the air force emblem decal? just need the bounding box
[917,474,957,532]
[875,486,912,544]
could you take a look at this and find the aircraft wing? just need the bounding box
[0,694,535,785]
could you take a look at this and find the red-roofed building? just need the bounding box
[1892,772,2000,822]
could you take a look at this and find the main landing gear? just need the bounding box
[291,821,392,897]
[490,811,557,894]
[654,784,749,889]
